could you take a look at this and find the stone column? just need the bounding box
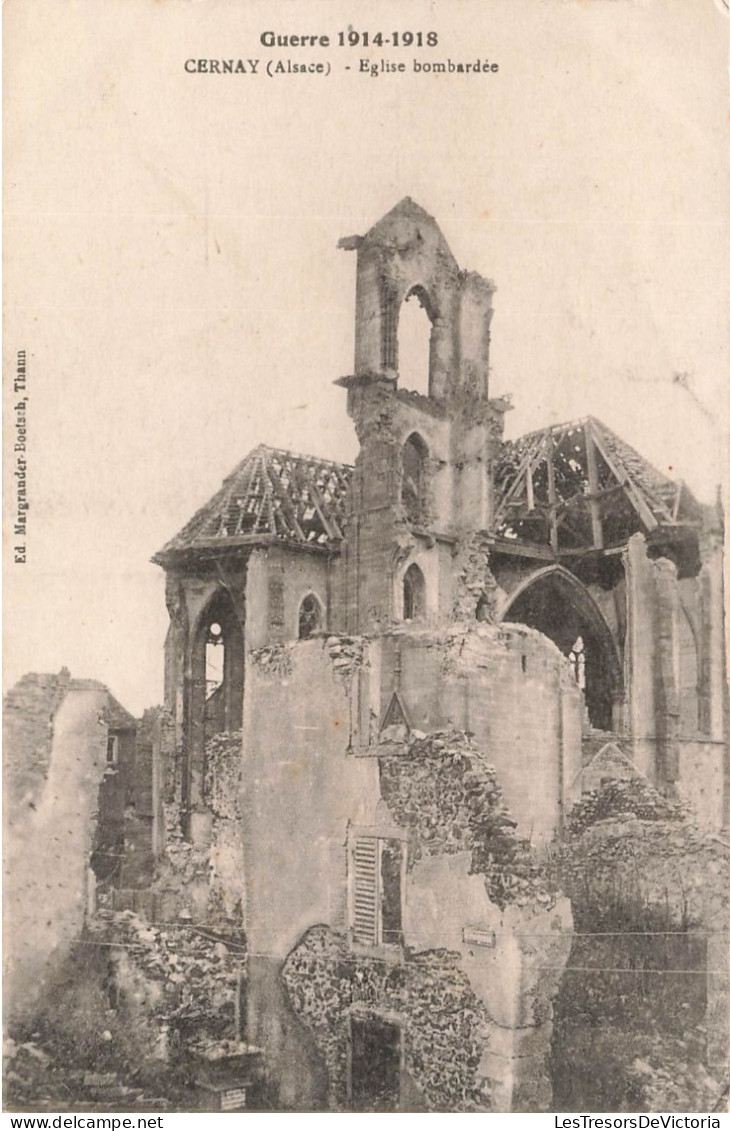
[624,535,658,780]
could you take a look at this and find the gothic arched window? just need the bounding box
[398,288,434,396]
[402,433,428,526]
[205,621,224,697]
[298,593,323,639]
[568,635,586,691]
[403,564,426,622]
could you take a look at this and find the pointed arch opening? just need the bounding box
[401,432,429,526]
[298,592,323,639]
[403,563,426,622]
[183,588,245,832]
[501,566,623,732]
[397,286,434,397]
[195,589,244,744]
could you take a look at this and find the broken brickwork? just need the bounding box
[88,910,246,1051]
[203,731,245,923]
[282,925,492,1112]
[450,534,499,622]
[379,729,556,910]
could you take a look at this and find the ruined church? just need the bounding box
[5,200,728,1113]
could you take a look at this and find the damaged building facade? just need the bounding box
[5,200,727,1112]
[147,200,728,1111]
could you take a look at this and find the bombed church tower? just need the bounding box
[151,200,727,1112]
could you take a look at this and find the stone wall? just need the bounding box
[282,925,493,1112]
[676,740,725,830]
[241,637,381,961]
[4,685,111,1025]
[369,624,583,843]
[240,636,382,1099]
[3,670,72,806]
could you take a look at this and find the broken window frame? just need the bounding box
[348,826,408,954]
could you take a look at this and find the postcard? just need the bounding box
[3,0,728,1115]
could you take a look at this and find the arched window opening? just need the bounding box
[398,288,433,397]
[298,593,322,639]
[205,621,224,697]
[181,588,245,838]
[196,590,244,745]
[569,636,586,690]
[403,564,426,622]
[401,433,428,526]
[504,570,622,733]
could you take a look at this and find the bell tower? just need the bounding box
[336,199,510,633]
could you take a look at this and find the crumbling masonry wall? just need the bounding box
[265,690,573,1110]
[362,624,584,843]
[379,729,554,909]
[4,685,111,1025]
[282,925,493,1112]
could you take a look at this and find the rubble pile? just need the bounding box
[249,645,292,678]
[4,1038,74,1109]
[380,729,557,909]
[567,777,683,835]
[628,1032,723,1113]
[561,782,729,929]
[325,635,366,683]
[87,909,245,1042]
[282,925,492,1112]
[450,534,498,622]
[552,778,729,1112]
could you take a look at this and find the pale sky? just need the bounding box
[4,0,728,714]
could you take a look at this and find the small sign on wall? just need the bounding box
[462,926,496,948]
[220,1086,247,1111]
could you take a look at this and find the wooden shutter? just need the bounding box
[352,837,379,945]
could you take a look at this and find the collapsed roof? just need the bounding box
[154,420,701,564]
[493,416,702,554]
[153,445,352,563]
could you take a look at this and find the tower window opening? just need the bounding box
[397,287,433,397]
[403,563,426,622]
[401,433,428,526]
[298,593,322,639]
[569,635,586,690]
